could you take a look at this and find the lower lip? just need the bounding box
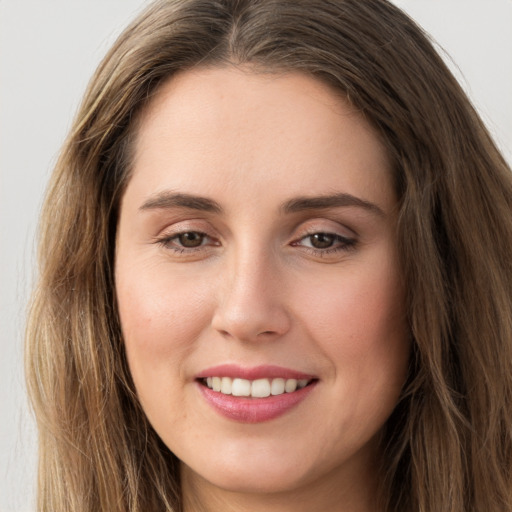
[197,381,317,423]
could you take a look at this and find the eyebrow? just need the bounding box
[140,192,223,213]
[282,193,385,217]
[139,191,385,217]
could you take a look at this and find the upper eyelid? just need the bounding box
[156,229,354,249]
[153,232,216,253]
[293,232,356,247]
[155,220,217,237]
[158,226,352,238]
[293,221,358,239]
[153,215,358,241]
[157,229,212,242]
[297,231,354,241]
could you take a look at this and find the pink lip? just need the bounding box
[195,364,318,423]
[196,364,316,381]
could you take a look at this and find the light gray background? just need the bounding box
[1,1,511,511]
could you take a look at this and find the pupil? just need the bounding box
[179,232,204,248]
[311,233,334,249]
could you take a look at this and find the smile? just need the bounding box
[203,377,311,398]
[196,367,318,423]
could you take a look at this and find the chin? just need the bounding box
[180,444,314,495]
[186,465,310,496]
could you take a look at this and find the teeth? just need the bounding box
[221,377,232,394]
[251,378,271,398]
[297,379,309,389]
[212,377,221,392]
[232,378,251,396]
[204,377,311,397]
[271,378,285,395]
[285,379,297,393]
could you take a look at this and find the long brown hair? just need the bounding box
[26,1,512,510]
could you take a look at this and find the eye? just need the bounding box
[304,233,337,249]
[176,231,207,248]
[155,230,216,252]
[293,231,356,253]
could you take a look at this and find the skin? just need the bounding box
[115,66,410,512]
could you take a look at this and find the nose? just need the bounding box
[211,249,291,343]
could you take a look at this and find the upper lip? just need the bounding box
[195,364,317,381]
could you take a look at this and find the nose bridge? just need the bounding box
[212,238,290,341]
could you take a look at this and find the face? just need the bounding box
[116,67,409,508]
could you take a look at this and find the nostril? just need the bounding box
[211,296,292,342]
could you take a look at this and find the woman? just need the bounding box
[25,1,512,511]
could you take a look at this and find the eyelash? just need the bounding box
[292,232,357,256]
[154,230,357,257]
[155,231,215,254]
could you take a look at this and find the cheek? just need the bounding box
[296,262,409,443]
[303,263,404,337]
[295,258,409,387]
[115,259,214,384]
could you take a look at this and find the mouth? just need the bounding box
[195,365,318,423]
[200,376,314,398]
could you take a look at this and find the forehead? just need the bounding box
[128,66,394,213]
